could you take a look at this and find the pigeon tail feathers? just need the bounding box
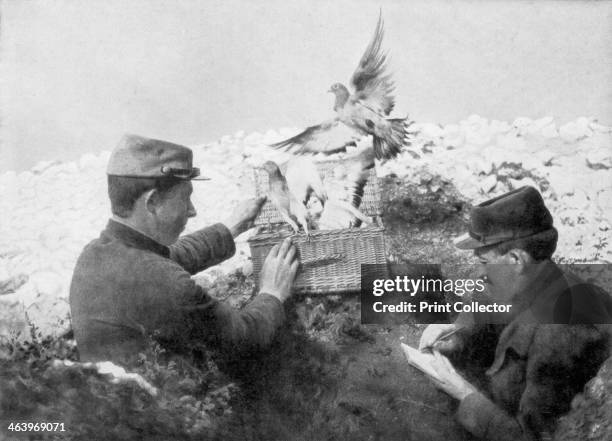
[372,118,407,160]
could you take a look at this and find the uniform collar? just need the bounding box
[510,260,568,322]
[105,219,170,258]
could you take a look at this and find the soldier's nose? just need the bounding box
[188,202,197,218]
[476,265,488,282]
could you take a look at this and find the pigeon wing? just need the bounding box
[342,148,375,208]
[282,157,328,205]
[318,149,374,230]
[270,119,361,155]
[268,178,302,233]
[324,148,375,209]
[267,179,292,214]
[349,13,395,116]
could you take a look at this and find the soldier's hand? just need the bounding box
[429,350,478,401]
[225,197,267,238]
[418,323,463,355]
[259,237,299,302]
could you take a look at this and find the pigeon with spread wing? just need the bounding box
[271,13,409,160]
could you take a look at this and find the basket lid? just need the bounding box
[253,158,382,226]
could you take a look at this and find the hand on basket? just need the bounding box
[259,237,299,302]
[224,197,266,238]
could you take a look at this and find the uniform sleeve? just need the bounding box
[456,392,534,441]
[205,293,286,352]
[153,265,285,353]
[452,320,543,440]
[168,223,236,274]
[456,325,609,441]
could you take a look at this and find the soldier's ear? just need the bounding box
[143,188,161,214]
[507,248,533,268]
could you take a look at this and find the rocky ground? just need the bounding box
[1,115,611,439]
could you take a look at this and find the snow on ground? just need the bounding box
[0,116,611,339]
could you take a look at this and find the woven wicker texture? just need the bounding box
[249,223,388,294]
[253,159,382,227]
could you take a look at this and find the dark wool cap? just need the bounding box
[454,186,554,249]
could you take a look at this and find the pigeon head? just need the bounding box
[328,83,347,92]
[260,160,282,177]
[328,83,350,110]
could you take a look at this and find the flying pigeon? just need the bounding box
[259,160,311,237]
[270,13,409,160]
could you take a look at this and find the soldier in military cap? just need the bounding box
[70,134,299,367]
[418,186,611,440]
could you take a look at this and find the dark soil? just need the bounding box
[555,355,612,441]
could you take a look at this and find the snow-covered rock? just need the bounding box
[585,147,612,170]
[559,117,594,142]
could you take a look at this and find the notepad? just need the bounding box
[400,342,443,382]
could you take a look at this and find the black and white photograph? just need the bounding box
[1,1,611,440]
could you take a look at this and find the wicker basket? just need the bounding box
[248,159,388,294]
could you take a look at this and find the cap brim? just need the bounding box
[188,167,210,180]
[453,233,485,250]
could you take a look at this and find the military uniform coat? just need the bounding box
[69,220,285,366]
